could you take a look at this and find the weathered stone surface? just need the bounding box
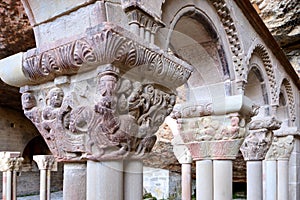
[0,0,35,60]
[0,0,35,110]
[252,0,300,71]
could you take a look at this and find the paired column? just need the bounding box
[33,155,57,200]
[264,135,294,200]
[86,159,144,200]
[195,159,233,200]
[172,102,253,200]
[0,152,23,200]
[240,116,281,200]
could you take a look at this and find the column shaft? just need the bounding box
[277,160,289,200]
[182,163,192,200]
[247,161,262,200]
[63,163,86,200]
[40,169,47,200]
[129,23,140,36]
[87,160,123,200]
[3,171,7,200]
[12,171,17,200]
[47,170,51,200]
[6,170,12,200]
[196,160,213,200]
[213,160,232,200]
[124,160,143,200]
[265,160,276,200]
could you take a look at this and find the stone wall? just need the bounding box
[0,107,39,152]
[143,166,196,200]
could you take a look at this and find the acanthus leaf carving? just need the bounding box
[22,23,193,91]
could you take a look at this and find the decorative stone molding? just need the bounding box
[172,135,192,164]
[0,152,23,172]
[0,23,189,90]
[240,116,282,161]
[33,155,57,171]
[282,78,296,122]
[209,0,245,83]
[265,135,294,161]
[248,44,278,104]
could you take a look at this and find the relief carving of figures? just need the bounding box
[265,135,294,160]
[181,114,245,142]
[240,116,282,161]
[21,64,177,161]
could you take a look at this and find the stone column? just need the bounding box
[87,160,123,200]
[123,159,143,200]
[196,160,213,200]
[0,152,23,200]
[264,160,276,200]
[277,160,288,200]
[240,116,281,200]
[213,160,232,200]
[63,163,86,200]
[173,97,256,200]
[33,155,57,200]
[172,134,193,200]
[248,161,263,200]
[265,135,294,200]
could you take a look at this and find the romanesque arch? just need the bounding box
[277,78,296,127]
[246,43,278,106]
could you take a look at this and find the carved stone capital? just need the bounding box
[0,152,23,172]
[265,135,294,161]
[177,112,247,160]
[172,135,192,164]
[33,155,57,171]
[121,0,165,20]
[21,62,187,162]
[240,116,282,161]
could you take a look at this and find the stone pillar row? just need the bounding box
[171,96,256,200]
[0,152,23,200]
[171,104,295,200]
[240,116,281,200]
[264,134,295,200]
[33,155,57,200]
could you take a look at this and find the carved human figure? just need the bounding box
[22,92,36,110]
[21,92,41,124]
[43,87,64,120]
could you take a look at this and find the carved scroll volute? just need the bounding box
[240,116,282,161]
